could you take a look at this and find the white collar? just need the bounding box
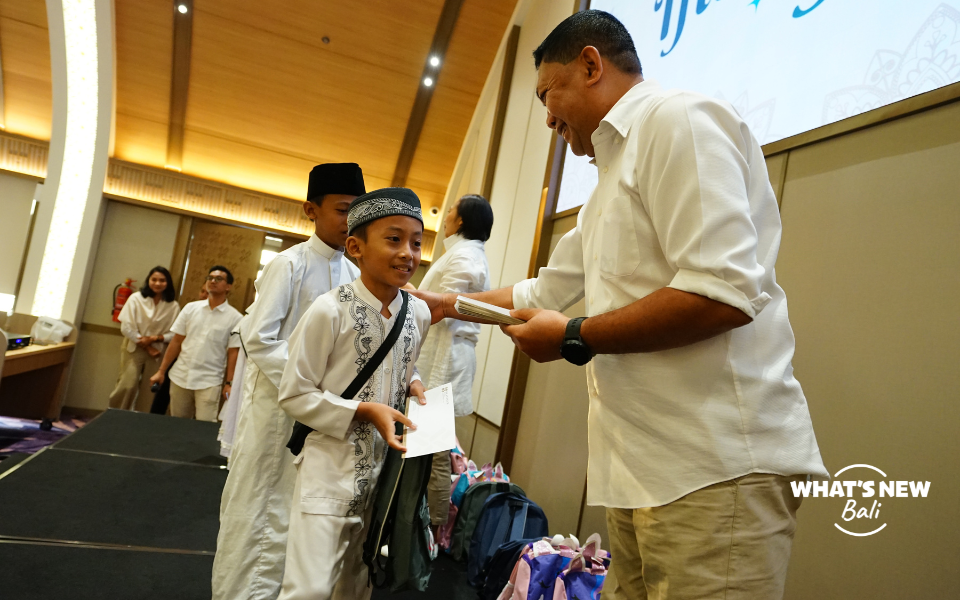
[309,233,343,260]
[352,277,404,318]
[206,298,230,312]
[591,79,660,149]
[443,233,483,252]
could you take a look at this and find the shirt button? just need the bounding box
[602,167,609,173]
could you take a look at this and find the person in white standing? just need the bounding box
[109,266,180,412]
[211,163,365,600]
[414,11,828,600]
[416,194,493,534]
[149,266,242,422]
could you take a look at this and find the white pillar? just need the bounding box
[16,0,114,324]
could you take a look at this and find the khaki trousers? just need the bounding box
[604,473,803,600]
[427,449,452,526]
[108,345,160,413]
[170,382,221,422]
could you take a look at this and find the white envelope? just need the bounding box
[403,383,457,459]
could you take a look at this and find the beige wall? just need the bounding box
[777,102,960,599]
[0,172,39,298]
[430,0,577,459]
[65,201,182,411]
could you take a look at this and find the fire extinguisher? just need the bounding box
[112,278,136,323]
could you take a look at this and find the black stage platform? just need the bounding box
[0,410,225,599]
[0,409,473,599]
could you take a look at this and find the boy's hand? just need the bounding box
[409,380,427,405]
[356,403,417,453]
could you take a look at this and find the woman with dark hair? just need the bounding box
[416,193,493,536]
[108,266,180,412]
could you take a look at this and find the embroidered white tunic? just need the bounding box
[513,80,828,509]
[278,279,431,517]
[416,234,490,416]
[117,291,180,354]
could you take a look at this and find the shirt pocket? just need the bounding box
[298,433,356,516]
[598,195,642,279]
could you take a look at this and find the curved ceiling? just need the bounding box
[0,0,518,230]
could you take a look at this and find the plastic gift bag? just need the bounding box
[30,317,72,345]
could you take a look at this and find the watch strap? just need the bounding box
[565,316,588,342]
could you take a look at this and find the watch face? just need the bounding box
[561,340,591,366]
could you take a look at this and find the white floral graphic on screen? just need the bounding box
[823,4,960,123]
[715,92,778,144]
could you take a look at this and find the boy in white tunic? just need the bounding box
[212,164,365,600]
[277,188,431,600]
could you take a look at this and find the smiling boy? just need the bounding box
[276,188,432,600]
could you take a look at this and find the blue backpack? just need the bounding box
[467,492,549,587]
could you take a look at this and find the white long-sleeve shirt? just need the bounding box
[417,234,490,416]
[242,234,360,389]
[513,80,828,508]
[117,291,180,353]
[278,279,430,516]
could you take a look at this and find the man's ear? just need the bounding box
[302,200,318,222]
[345,236,362,260]
[580,46,604,87]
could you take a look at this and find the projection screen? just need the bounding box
[555,1,960,214]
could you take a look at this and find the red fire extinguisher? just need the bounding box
[112,279,136,322]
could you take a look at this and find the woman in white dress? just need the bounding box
[108,266,180,412]
[417,194,494,533]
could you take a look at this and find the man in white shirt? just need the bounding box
[150,266,242,422]
[415,10,828,600]
[212,163,364,600]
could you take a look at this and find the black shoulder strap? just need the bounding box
[287,291,410,455]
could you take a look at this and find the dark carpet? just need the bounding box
[0,451,29,475]
[371,552,477,600]
[0,541,214,600]
[55,409,226,466]
[0,448,225,551]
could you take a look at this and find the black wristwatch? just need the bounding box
[560,317,593,366]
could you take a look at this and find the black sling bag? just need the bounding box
[286,291,409,456]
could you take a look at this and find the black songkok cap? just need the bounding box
[306,163,366,202]
[347,187,423,235]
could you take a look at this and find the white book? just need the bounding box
[403,383,457,459]
[455,296,526,326]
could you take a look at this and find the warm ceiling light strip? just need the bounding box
[32,0,99,318]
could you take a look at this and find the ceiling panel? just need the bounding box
[198,0,444,79]
[0,0,51,140]
[112,0,173,166]
[182,3,444,199]
[107,0,517,230]
[406,0,518,204]
[182,128,392,202]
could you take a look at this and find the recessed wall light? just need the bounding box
[429,206,440,216]
[177,4,188,14]
[322,36,330,44]
[424,77,434,87]
[429,56,441,67]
